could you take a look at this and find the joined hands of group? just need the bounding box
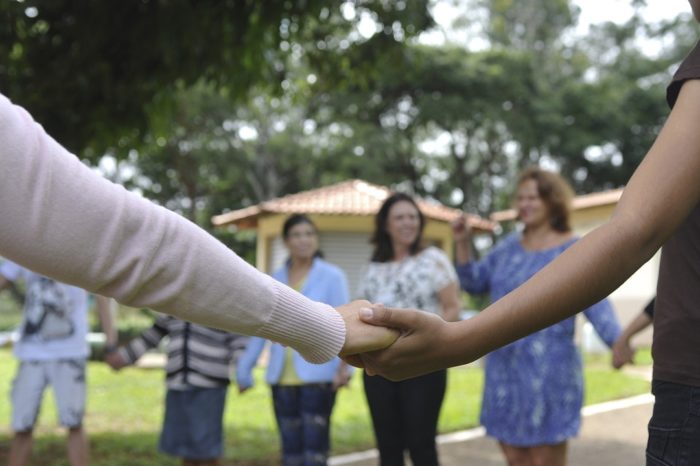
[336,300,472,382]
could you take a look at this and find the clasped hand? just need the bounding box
[336,301,473,381]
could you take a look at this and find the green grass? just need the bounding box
[0,293,22,331]
[634,347,653,365]
[0,349,651,466]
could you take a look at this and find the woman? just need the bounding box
[357,2,700,379]
[453,168,621,466]
[237,214,352,466]
[0,93,397,365]
[358,193,460,466]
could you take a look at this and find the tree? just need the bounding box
[0,0,432,160]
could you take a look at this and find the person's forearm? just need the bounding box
[438,282,461,322]
[620,313,653,343]
[444,218,661,365]
[443,306,460,322]
[96,296,117,346]
[443,82,700,365]
[455,238,471,265]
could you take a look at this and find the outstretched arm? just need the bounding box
[358,80,700,380]
[0,94,396,363]
[612,310,653,369]
[95,296,118,348]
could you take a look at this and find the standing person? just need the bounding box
[236,214,352,466]
[356,26,700,459]
[105,316,247,466]
[0,260,117,466]
[612,297,655,369]
[349,1,700,462]
[452,168,621,466]
[357,193,460,466]
[0,92,398,366]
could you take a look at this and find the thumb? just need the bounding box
[360,304,417,330]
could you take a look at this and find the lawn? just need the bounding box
[0,348,650,466]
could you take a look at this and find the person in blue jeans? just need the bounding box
[236,214,352,466]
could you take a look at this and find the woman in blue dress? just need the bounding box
[453,168,621,466]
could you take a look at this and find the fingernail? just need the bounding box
[360,307,374,319]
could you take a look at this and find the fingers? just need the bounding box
[611,340,634,369]
[360,305,422,330]
[338,301,401,356]
[342,354,365,369]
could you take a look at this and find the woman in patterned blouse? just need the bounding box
[452,168,621,466]
[357,193,461,466]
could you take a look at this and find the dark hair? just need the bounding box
[370,193,425,262]
[516,167,574,232]
[282,214,323,259]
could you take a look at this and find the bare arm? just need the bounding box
[95,296,117,347]
[452,215,472,265]
[612,311,653,369]
[0,94,396,363]
[461,80,700,357]
[437,282,461,322]
[359,80,700,380]
[619,311,654,344]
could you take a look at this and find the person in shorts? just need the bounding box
[0,259,116,466]
[106,315,247,466]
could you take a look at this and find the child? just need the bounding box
[106,315,246,466]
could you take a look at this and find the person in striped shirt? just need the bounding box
[106,315,246,466]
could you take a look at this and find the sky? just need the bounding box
[577,0,689,30]
[419,0,692,47]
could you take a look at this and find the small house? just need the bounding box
[212,179,496,294]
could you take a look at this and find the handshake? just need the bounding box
[335,300,475,381]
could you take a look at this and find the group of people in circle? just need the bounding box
[191,167,628,466]
[2,2,700,464]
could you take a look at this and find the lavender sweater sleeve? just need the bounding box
[0,93,345,363]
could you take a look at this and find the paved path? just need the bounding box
[330,394,654,466]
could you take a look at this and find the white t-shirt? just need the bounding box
[1,260,89,360]
[358,247,458,314]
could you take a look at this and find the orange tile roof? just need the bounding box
[212,179,496,232]
[490,188,624,223]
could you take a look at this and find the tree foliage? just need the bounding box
[1,0,697,225]
[0,0,431,159]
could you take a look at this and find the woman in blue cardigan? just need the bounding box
[237,214,352,466]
